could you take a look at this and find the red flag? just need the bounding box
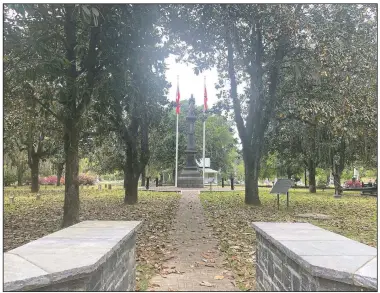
[204,80,208,111]
[176,81,180,114]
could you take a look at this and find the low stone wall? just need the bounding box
[252,222,377,291]
[4,221,142,291]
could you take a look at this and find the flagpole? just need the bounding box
[175,75,179,187]
[202,76,206,186]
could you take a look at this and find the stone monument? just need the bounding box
[177,95,204,188]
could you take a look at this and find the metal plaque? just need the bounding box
[270,179,294,194]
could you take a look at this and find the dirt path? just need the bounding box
[148,190,237,291]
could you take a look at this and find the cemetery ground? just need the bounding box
[4,186,181,291]
[200,188,377,290]
[4,187,377,291]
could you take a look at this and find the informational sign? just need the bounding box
[270,179,294,210]
[270,179,294,194]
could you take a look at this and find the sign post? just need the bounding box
[270,179,294,210]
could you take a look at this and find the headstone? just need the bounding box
[36,193,41,200]
[108,184,112,190]
[9,196,14,204]
[98,185,101,191]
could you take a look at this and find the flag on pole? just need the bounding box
[175,75,180,187]
[176,78,181,114]
[202,76,207,186]
[203,78,208,111]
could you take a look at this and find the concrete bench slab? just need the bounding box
[4,220,142,291]
[252,222,377,291]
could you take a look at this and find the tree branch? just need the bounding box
[223,7,247,146]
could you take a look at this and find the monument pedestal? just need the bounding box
[177,95,204,188]
[177,168,203,188]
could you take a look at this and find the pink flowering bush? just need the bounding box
[39,174,95,185]
[344,180,362,188]
[38,175,57,185]
[78,173,96,185]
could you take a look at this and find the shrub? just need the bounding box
[39,175,58,185]
[344,180,362,188]
[38,177,46,185]
[102,174,115,181]
[78,173,96,185]
[102,172,123,181]
[38,174,95,185]
[4,168,17,186]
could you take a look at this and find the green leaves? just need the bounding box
[81,5,100,26]
[92,7,100,17]
[82,5,91,16]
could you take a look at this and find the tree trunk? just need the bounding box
[146,177,150,190]
[222,178,224,188]
[304,167,307,187]
[308,159,316,193]
[125,172,138,204]
[62,126,80,228]
[30,157,39,193]
[124,171,127,189]
[159,173,163,186]
[287,167,292,179]
[61,5,81,228]
[57,162,64,187]
[17,164,23,186]
[333,173,343,195]
[244,159,261,205]
[141,169,146,186]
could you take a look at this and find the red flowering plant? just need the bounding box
[344,180,362,188]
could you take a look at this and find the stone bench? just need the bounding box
[4,221,141,291]
[252,222,377,291]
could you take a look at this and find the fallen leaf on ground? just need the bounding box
[199,281,215,287]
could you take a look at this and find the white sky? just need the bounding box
[165,54,219,108]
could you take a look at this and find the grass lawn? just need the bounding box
[4,186,181,291]
[200,188,377,291]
